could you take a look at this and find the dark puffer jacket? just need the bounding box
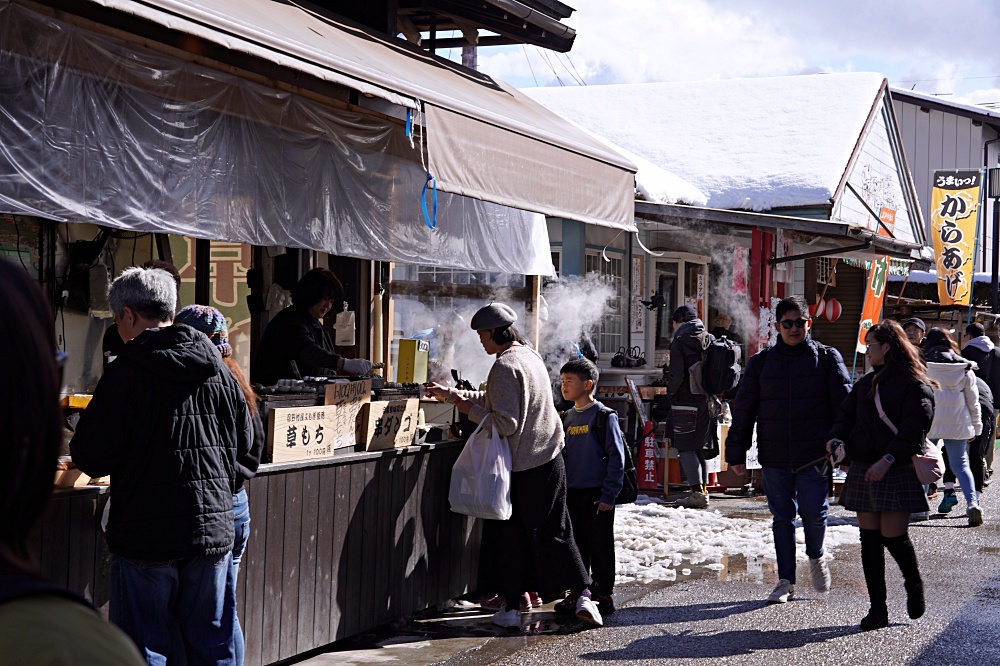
[727,337,851,468]
[828,365,935,465]
[251,305,342,386]
[667,318,718,452]
[71,324,252,561]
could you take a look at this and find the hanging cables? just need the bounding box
[562,53,588,86]
[521,45,540,87]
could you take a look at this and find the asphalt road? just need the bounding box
[443,484,1000,666]
[319,480,1000,666]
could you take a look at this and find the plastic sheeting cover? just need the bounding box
[0,2,554,275]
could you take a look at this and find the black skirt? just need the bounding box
[493,454,590,600]
[839,461,930,513]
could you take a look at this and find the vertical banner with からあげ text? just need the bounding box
[931,169,982,306]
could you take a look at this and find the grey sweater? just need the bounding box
[458,344,564,472]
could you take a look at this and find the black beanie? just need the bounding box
[671,304,697,323]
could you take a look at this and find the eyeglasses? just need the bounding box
[779,318,809,330]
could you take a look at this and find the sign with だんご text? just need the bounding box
[358,399,419,451]
[930,169,982,306]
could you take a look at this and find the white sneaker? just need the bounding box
[491,608,523,628]
[809,557,831,593]
[968,503,984,527]
[575,595,604,627]
[766,579,794,604]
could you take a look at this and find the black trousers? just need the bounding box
[494,455,589,607]
[567,487,617,596]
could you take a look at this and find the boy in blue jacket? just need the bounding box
[556,358,625,617]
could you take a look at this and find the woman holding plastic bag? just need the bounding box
[425,303,599,629]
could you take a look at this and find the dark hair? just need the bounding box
[560,357,599,384]
[866,320,935,394]
[0,259,61,573]
[142,259,182,292]
[292,268,343,309]
[223,356,258,416]
[775,296,809,321]
[923,327,959,353]
[967,322,986,338]
[491,324,525,346]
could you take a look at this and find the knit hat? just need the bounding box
[671,304,697,323]
[470,303,517,330]
[175,305,232,358]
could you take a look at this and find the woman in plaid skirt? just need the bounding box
[828,320,936,630]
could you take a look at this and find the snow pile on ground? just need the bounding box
[615,495,859,584]
[524,72,885,211]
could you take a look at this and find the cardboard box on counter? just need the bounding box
[358,399,419,451]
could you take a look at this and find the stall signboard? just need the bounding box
[266,406,344,463]
[930,169,982,306]
[265,380,372,463]
[358,399,419,451]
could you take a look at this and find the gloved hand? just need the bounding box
[342,358,374,375]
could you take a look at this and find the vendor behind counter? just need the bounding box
[252,268,372,385]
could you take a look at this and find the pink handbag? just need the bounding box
[874,388,944,484]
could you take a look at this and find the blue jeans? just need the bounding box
[111,551,236,666]
[230,488,251,666]
[942,438,978,507]
[761,465,829,584]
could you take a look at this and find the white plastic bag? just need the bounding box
[448,422,512,520]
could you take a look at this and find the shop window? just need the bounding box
[816,257,837,286]
[388,264,529,384]
[585,251,624,355]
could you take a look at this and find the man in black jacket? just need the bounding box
[71,267,252,665]
[727,296,851,604]
[667,304,716,509]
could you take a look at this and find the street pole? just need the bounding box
[991,168,1000,313]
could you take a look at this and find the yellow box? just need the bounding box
[396,339,429,383]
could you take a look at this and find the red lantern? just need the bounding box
[809,298,826,320]
[824,298,842,322]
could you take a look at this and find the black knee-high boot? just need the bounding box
[883,533,924,619]
[859,528,888,629]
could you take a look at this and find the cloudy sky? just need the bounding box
[446,0,1000,106]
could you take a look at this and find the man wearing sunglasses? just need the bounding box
[727,296,852,604]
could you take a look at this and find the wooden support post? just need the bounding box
[530,275,541,351]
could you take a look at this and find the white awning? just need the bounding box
[85,0,637,230]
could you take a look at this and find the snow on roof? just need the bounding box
[888,270,993,284]
[568,117,708,206]
[890,87,1000,123]
[523,72,887,212]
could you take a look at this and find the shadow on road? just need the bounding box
[606,599,766,626]
[579,624,859,659]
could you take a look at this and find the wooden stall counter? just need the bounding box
[33,439,480,666]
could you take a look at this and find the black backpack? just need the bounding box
[562,406,638,505]
[700,336,742,395]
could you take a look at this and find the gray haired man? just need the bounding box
[71,267,252,665]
